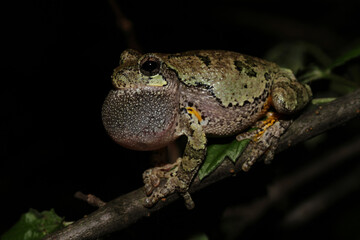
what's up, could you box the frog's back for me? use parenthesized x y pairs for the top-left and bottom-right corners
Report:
(159, 50), (279, 137)
(164, 50), (278, 108)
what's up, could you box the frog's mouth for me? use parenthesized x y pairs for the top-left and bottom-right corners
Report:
(102, 87), (179, 151)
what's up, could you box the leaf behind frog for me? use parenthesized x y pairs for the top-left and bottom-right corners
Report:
(198, 139), (250, 180)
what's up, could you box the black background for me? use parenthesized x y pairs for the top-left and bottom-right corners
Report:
(2, 0), (360, 239)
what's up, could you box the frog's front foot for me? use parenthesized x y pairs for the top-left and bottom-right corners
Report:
(143, 158), (195, 209)
(237, 113), (292, 171)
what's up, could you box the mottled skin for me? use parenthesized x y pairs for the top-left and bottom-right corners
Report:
(102, 49), (312, 209)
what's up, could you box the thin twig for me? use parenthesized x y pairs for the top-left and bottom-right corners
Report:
(108, 0), (141, 51)
(74, 192), (106, 208)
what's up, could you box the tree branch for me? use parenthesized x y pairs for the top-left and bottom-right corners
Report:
(44, 89), (360, 240)
(221, 135), (360, 237)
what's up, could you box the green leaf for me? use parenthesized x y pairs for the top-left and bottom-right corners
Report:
(297, 66), (326, 83)
(1, 209), (64, 240)
(198, 139), (250, 180)
(328, 44), (360, 70)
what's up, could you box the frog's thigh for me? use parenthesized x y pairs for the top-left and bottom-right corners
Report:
(271, 69), (311, 114)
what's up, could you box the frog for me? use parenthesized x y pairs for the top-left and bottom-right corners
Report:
(102, 49), (312, 209)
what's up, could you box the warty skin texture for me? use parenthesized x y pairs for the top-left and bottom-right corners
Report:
(102, 49), (312, 208)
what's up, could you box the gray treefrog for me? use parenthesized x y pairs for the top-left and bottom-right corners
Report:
(102, 49), (312, 209)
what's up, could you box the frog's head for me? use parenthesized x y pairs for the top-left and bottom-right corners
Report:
(102, 49), (181, 151)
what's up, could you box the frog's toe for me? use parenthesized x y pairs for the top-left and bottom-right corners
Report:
(263, 143), (276, 164)
(241, 141), (267, 172)
(241, 119), (291, 171)
(181, 192), (195, 210)
(143, 162), (180, 195)
(143, 175), (178, 208)
(143, 168), (161, 195)
(236, 129), (259, 142)
(144, 194), (160, 208)
(142, 161), (182, 207)
(144, 180), (155, 196)
(144, 185), (165, 208)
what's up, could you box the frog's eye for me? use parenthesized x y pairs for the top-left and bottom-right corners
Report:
(140, 57), (161, 76)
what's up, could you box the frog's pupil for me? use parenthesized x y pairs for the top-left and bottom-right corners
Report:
(141, 60), (159, 76)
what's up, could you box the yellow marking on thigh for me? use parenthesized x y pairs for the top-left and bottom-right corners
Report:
(186, 107), (202, 122)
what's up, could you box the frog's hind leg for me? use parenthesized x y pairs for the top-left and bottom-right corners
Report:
(237, 112), (291, 171)
(236, 69), (311, 171)
(271, 68), (312, 115)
